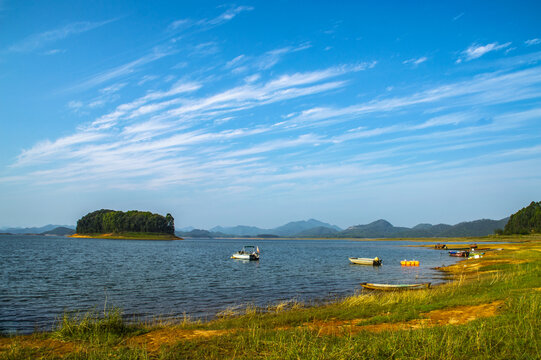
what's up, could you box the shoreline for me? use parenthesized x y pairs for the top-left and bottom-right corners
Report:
(1, 236), (539, 358)
(69, 233), (183, 240)
(186, 234), (532, 241)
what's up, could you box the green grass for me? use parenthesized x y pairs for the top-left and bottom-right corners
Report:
(51, 307), (144, 345)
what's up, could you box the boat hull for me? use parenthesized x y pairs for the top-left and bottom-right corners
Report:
(349, 257), (382, 266)
(360, 282), (431, 291)
(449, 250), (469, 257)
(231, 253), (259, 261)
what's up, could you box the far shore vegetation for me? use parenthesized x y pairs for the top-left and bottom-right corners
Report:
(72, 209), (181, 240)
(70, 232), (182, 240)
(1, 234), (540, 359)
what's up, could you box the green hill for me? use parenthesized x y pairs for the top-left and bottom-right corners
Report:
(337, 218), (508, 238)
(504, 201), (541, 234)
(41, 226), (76, 236)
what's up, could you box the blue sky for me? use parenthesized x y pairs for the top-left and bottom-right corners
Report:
(1, 1), (540, 229)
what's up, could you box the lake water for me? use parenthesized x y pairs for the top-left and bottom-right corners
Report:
(0, 235), (464, 334)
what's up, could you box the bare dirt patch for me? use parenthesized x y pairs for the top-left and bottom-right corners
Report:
(125, 328), (233, 352)
(302, 318), (366, 336)
(303, 301), (504, 336)
(438, 258), (528, 275)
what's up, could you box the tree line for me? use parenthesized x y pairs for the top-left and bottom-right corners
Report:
(76, 209), (175, 235)
(500, 201), (541, 235)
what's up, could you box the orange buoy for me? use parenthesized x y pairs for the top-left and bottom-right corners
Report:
(400, 260), (406, 266)
(414, 261), (420, 266)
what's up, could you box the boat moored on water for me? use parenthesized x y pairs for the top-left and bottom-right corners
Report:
(231, 245), (260, 260)
(360, 282), (431, 291)
(348, 257), (382, 266)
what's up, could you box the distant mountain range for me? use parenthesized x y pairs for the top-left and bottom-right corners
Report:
(0, 224), (75, 235)
(177, 217), (509, 238)
(41, 227), (76, 236)
(1, 216), (510, 239)
(206, 219), (342, 237)
(339, 218), (509, 238)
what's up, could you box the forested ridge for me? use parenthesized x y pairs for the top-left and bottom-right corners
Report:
(503, 201), (541, 234)
(76, 209), (175, 235)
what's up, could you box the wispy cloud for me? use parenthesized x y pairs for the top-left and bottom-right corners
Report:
(168, 6), (253, 32)
(15, 131), (109, 166)
(525, 38), (541, 46)
(456, 42), (511, 63)
(452, 12), (464, 21)
(8, 19), (116, 53)
(43, 49), (66, 56)
(284, 65), (541, 127)
(63, 47), (175, 93)
(225, 43), (312, 73)
(403, 56), (428, 66)
(7, 40), (541, 199)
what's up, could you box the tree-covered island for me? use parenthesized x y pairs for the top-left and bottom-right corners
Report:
(71, 209), (181, 240)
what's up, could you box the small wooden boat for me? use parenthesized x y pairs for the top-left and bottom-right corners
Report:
(231, 245), (260, 261)
(434, 243), (447, 249)
(360, 282), (431, 291)
(349, 257), (382, 266)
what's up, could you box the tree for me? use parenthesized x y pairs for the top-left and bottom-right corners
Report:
(76, 210), (176, 234)
(503, 201), (541, 235)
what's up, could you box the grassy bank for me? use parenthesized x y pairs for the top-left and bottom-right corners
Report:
(1, 237), (540, 359)
(69, 232), (182, 240)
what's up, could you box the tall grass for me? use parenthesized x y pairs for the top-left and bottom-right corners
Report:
(51, 307), (140, 344)
(156, 292), (540, 359)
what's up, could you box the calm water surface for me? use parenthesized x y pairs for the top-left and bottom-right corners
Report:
(1, 235), (463, 333)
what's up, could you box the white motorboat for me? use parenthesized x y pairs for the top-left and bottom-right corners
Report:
(231, 245), (260, 260)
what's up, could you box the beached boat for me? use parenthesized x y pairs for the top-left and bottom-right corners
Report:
(231, 245), (260, 260)
(449, 250), (469, 257)
(360, 282), (431, 291)
(434, 243), (447, 249)
(349, 257), (382, 266)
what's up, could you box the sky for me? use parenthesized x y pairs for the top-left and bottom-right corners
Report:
(1, 1), (540, 229)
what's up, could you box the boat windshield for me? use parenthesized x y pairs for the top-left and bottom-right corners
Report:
(242, 246), (255, 252)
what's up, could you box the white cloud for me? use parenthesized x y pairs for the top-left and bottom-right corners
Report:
(283, 65), (541, 127)
(453, 13), (464, 21)
(15, 131), (108, 166)
(206, 6), (254, 26)
(67, 100), (83, 110)
(43, 49), (66, 55)
(100, 82), (126, 94)
(227, 44), (312, 73)
(168, 6), (253, 33)
(457, 42), (511, 63)
(225, 54), (245, 68)
(137, 75), (159, 86)
(8, 19), (116, 53)
(64, 47), (175, 93)
(403, 56), (428, 66)
(525, 38), (541, 46)
(91, 80), (201, 127)
(244, 74), (260, 83)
